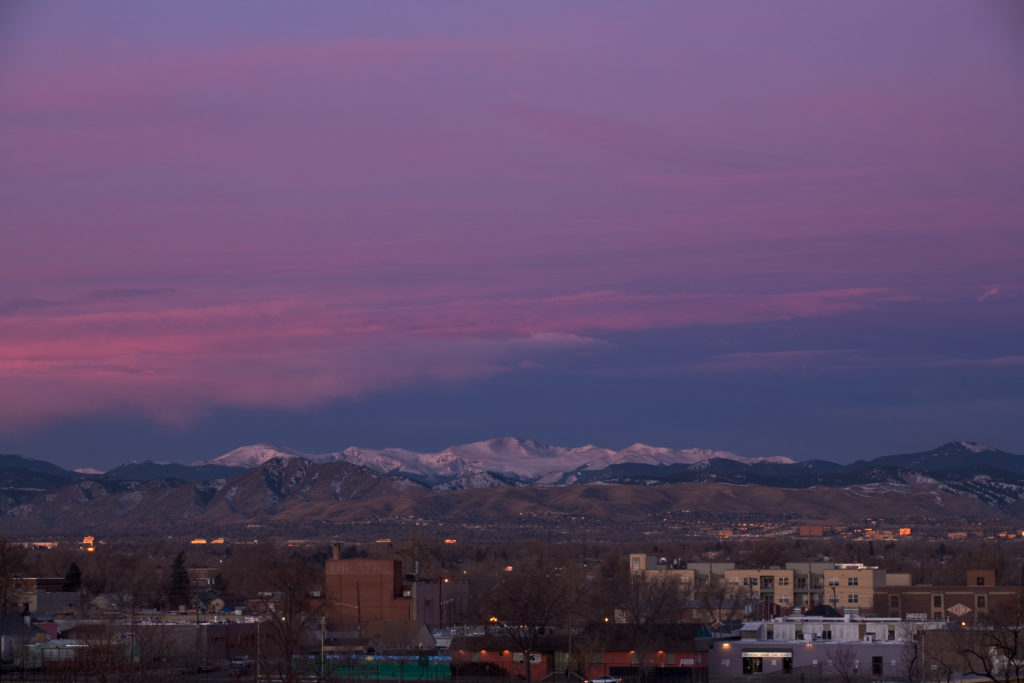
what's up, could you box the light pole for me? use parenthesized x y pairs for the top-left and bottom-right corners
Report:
(439, 577), (450, 629)
(321, 616), (326, 680)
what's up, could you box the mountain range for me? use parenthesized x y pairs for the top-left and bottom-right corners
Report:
(199, 437), (791, 488)
(2, 439), (1023, 538)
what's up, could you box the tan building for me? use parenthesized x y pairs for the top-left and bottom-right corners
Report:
(630, 555), (902, 615)
(628, 554), (697, 590)
(722, 569), (796, 609)
(630, 556), (801, 611)
(822, 564), (887, 614)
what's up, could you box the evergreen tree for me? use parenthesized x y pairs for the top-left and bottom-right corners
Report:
(62, 562), (82, 592)
(166, 550), (191, 610)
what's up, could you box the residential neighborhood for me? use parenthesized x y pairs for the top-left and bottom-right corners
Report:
(5, 539), (1024, 681)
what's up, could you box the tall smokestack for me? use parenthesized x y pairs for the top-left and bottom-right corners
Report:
(332, 543), (340, 560)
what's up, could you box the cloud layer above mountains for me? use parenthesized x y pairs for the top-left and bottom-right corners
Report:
(1, 2), (1022, 465)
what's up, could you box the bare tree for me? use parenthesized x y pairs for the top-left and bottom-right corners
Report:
(0, 538), (26, 614)
(0, 537), (27, 674)
(485, 551), (583, 683)
(69, 620), (179, 683)
(584, 553), (629, 624)
(958, 594), (1024, 683)
(617, 571), (683, 682)
(695, 577), (745, 629)
(253, 547), (325, 683)
(828, 643), (860, 683)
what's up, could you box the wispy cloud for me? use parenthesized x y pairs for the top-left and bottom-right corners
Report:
(687, 349), (871, 374)
(978, 287), (1000, 302)
(930, 356), (1024, 368)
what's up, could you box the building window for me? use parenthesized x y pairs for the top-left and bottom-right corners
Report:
(796, 577), (807, 589)
(828, 578), (839, 586)
(742, 658), (763, 674)
(978, 595), (986, 609)
(778, 577), (790, 586)
(977, 576), (985, 586)
(890, 595), (900, 608)
(848, 577), (859, 586)
(933, 595), (942, 608)
(848, 594), (859, 604)
(872, 656), (883, 675)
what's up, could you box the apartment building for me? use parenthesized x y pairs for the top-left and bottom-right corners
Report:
(630, 555), (902, 615)
(628, 554), (698, 589)
(821, 564), (889, 614)
(784, 562), (831, 609)
(629, 555), (795, 610)
(721, 569), (796, 610)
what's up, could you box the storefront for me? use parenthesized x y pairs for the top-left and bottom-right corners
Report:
(741, 650), (792, 675)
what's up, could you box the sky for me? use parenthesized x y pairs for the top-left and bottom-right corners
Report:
(1, 2), (1023, 471)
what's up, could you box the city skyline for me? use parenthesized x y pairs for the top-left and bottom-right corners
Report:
(2, 2), (1022, 470)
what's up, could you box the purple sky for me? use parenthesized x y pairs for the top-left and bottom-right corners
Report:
(2, 2), (1023, 469)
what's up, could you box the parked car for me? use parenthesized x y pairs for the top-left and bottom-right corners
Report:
(587, 677), (622, 683)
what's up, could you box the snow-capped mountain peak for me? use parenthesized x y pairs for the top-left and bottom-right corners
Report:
(196, 437), (794, 488)
(199, 443), (316, 468)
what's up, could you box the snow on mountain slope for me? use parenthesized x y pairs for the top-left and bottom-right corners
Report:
(200, 443), (320, 468)
(199, 437), (792, 486)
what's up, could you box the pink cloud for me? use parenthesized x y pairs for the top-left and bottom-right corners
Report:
(2, 2), (1019, 436)
(0, 286), (905, 429)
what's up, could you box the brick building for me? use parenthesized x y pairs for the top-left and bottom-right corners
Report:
(324, 546), (412, 630)
(874, 570), (1024, 625)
